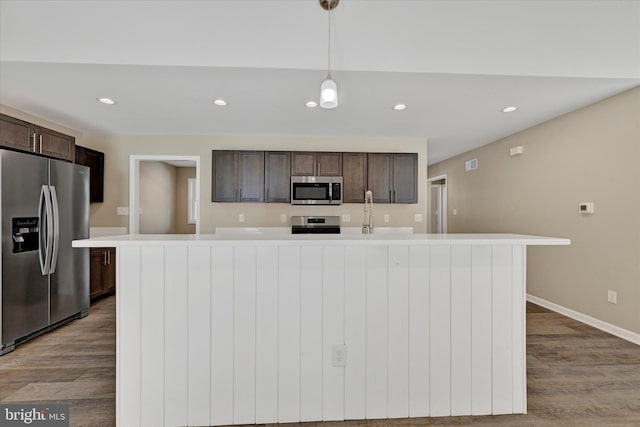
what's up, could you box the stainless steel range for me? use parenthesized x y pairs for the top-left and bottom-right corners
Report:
(291, 216), (340, 234)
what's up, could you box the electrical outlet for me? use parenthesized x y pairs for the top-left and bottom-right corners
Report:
(116, 207), (129, 215)
(452, 208), (458, 216)
(607, 290), (617, 304)
(238, 214), (245, 223)
(280, 213), (287, 223)
(384, 214), (390, 223)
(414, 213), (423, 222)
(342, 214), (351, 222)
(332, 344), (347, 367)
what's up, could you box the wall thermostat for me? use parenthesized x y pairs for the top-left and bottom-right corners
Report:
(578, 202), (594, 214)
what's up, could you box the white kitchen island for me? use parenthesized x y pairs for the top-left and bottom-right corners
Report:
(73, 233), (569, 427)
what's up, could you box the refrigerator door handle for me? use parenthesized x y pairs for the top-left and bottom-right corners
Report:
(38, 185), (54, 275)
(49, 186), (60, 274)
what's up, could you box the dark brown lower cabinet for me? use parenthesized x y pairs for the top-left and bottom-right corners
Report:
(90, 247), (115, 302)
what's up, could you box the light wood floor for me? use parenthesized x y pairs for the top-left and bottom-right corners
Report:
(2, 297), (640, 427)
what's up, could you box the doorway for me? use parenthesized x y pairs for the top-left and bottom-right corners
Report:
(427, 174), (447, 234)
(129, 155), (201, 234)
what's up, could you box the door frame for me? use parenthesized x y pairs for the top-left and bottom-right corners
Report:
(427, 174), (448, 233)
(129, 155), (201, 234)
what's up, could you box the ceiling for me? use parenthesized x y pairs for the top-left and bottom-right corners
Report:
(1, 0), (638, 165)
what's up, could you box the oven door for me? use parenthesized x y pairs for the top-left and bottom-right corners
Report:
(291, 182), (331, 205)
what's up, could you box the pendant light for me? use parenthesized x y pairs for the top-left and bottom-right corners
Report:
(320, 0), (339, 109)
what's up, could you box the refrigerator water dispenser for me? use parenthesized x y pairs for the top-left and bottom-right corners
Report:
(12, 217), (39, 253)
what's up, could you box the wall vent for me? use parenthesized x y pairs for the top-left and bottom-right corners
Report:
(465, 158), (478, 171)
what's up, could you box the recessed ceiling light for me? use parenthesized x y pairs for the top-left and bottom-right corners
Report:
(97, 97), (116, 105)
(393, 104), (407, 111)
(305, 101), (318, 108)
(213, 99), (227, 106)
(502, 106), (518, 113)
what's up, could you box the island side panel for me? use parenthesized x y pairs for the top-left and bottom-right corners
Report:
(470, 246), (493, 415)
(344, 246), (367, 419)
(255, 247), (279, 423)
(388, 245), (410, 418)
(492, 245), (514, 414)
(187, 247), (212, 426)
(451, 245), (472, 416)
(323, 246), (346, 421)
(278, 246), (302, 423)
(140, 246), (165, 427)
(164, 246), (188, 427)
(408, 245), (430, 417)
(118, 246), (141, 427)
(300, 246), (323, 421)
(365, 245), (389, 419)
(233, 247), (257, 424)
(429, 245), (452, 416)
(511, 245), (527, 414)
(211, 247), (234, 425)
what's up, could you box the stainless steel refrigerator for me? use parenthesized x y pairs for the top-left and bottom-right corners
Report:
(1, 149), (89, 355)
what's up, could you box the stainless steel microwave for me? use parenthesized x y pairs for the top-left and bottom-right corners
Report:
(290, 176), (342, 205)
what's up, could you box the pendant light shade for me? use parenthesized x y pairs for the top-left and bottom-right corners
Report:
(320, 76), (338, 109)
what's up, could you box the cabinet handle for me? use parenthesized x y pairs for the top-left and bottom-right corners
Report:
(317, 162), (321, 176)
(239, 188), (242, 200)
(103, 251), (107, 266)
(31, 133), (36, 152)
(107, 250), (111, 265)
(38, 135), (43, 154)
(265, 188), (269, 201)
(389, 190), (392, 202)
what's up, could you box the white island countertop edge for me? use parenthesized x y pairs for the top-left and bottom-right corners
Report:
(72, 233), (571, 247)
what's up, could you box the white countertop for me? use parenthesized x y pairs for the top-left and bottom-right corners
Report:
(73, 233), (571, 247)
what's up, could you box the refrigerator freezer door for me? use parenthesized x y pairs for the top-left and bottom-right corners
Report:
(1, 150), (50, 347)
(49, 159), (89, 324)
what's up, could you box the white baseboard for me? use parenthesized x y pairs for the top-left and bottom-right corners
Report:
(526, 294), (640, 346)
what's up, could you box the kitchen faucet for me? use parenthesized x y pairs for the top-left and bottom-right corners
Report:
(362, 190), (374, 234)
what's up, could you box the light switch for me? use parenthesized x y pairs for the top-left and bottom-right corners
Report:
(117, 207), (129, 215)
(384, 214), (390, 223)
(280, 213), (287, 223)
(239, 214), (245, 223)
(342, 214), (351, 222)
(414, 213), (423, 222)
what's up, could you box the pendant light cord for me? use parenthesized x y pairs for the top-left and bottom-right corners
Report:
(327, 2), (332, 79)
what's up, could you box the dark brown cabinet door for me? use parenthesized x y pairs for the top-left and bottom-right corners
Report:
(90, 247), (116, 302)
(317, 152), (342, 176)
(291, 152), (316, 176)
(75, 145), (104, 203)
(343, 152), (367, 203)
(103, 248), (116, 294)
(238, 151), (265, 202)
(367, 153), (393, 203)
(212, 151), (237, 202)
(212, 150), (265, 202)
(265, 151), (290, 202)
(37, 126), (75, 162)
(89, 248), (104, 299)
(0, 114), (35, 152)
(393, 153), (418, 203)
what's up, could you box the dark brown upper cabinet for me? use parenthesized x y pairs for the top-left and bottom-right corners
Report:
(0, 113), (75, 162)
(75, 145), (105, 203)
(265, 151), (291, 202)
(367, 152), (418, 204)
(212, 150), (265, 202)
(342, 152), (368, 203)
(393, 153), (418, 203)
(291, 151), (342, 176)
